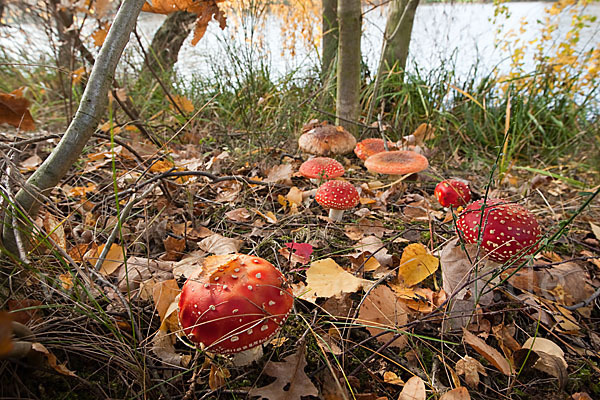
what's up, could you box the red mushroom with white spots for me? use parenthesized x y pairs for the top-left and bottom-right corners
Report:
(315, 180), (359, 222)
(434, 179), (471, 208)
(299, 157), (345, 184)
(178, 254), (293, 354)
(456, 199), (542, 264)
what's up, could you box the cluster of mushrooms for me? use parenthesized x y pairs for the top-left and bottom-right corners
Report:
(176, 122), (542, 356)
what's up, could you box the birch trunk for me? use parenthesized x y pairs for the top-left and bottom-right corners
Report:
(3, 0), (146, 255)
(336, 0), (361, 134)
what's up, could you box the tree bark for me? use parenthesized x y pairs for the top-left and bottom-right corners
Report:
(336, 0), (361, 135)
(322, 0), (338, 81)
(143, 11), (196, 75)
(382, 0), (419, 73)
(3, 0), (146, 255)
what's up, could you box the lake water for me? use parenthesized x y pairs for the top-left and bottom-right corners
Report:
(3, 2), (600, 85)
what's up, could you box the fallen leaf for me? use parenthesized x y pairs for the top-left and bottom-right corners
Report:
(170, 95), (194, 113)
(516, 337), (567, 386)
(152, 279), (180, 322)
(572, 393), (594, 400)
(398, 243), (439, 286)
(456, 356), (486, 387)
(65, 183), (97, 197)
(43, 212), (67, 252)
(225, 207), (252, 222)
(0, 88), (35, 130)
(247, 344), (319, 400)
(115, 256), (173, 292)
(198, 234), (243, 255)
(462, 328), (512, 376)
(351, 236), (393, 268)
(285, 242), (313, 261)
(383, 371), (404, 385)
(439, 387), (471, 400)
(31, 343), (77, 377)
(87, 243), (125, 275)
(304, 258), (373, 299)
(265, 163), (293, 185)
(590, 222), (600, 241)
(492, 323), (521, 360)
(162, 235), (186, 261)
(358, 285), (409, 349)
(20, 154), (42, 171)
(398, 376), (426, 400)
(7, 299), (43, 325)
(209, 363), (230, 390)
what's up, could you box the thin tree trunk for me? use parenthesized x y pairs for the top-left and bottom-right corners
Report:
(336, 0), (361, 135)
(322, 0), (338, 81)
(382, 0), (419, 73)
(143, 11), (196, 75)
(3, 0), (146, 255)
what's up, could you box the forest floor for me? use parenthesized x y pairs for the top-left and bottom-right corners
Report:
(1, 115), (599, 400)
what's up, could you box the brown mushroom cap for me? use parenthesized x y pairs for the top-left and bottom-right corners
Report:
(354, 138), (397, 161)
(298, 125), (356, 156)
(364, 150), (429, 175)
(178, 254), (293, 354)
(299, 157), (345, 180)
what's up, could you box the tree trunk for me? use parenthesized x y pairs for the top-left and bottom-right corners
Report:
(3, 0), (146, 255)
(336, 0), (361, 135)
(143, 11), (196, 75)
(322, 0), (338, 81)
(382, 0), (419, 73)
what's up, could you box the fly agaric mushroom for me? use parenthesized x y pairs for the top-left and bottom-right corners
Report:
(364, 150), (429, 176)
(298, 124), (356, 156)
(299, 157), (345, 184)
(315, 180), (359, 222)
(354, 138), (397, 161)
(456, 198), (541, 264)
(178, 254), (293, 354)
(434, 179), (471, 208)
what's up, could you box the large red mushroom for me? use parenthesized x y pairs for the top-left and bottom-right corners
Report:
(178, 254), (293, 354)
(315, 180), (359, 222)
(456, 199), (541, 264)
(354, 138), (397, 161)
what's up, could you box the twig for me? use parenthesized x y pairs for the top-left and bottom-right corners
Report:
(564, 285), (600, 310)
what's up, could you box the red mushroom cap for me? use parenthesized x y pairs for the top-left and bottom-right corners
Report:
(434, 179), (472, 207)
(364, 150), (429, 175)
(178, 254), (293, 354)
(299, 157), (345, 180)
(456, 199), (541, 264)
(315, 180), (360, 211)
(298, 124), (356, 156)
(354, 138), (397, 161)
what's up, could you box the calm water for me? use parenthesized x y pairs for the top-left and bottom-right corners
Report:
(3, 2), (600, 84)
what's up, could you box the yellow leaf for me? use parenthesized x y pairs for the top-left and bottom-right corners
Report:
(87, 243), (125, 275)
(170, 95), (194, 113)
(150, 159), (175, 173)
(398, 243), (439, 286)
(304, 258), (372, 299)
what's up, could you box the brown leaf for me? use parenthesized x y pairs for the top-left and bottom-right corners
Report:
(91, 22), (110, 47)
(358, 285), (409, 349)
(265, 163), (293, 185)
(198, 234), (242, 255)
(209, 363), (230, 390)
(7, 299), (43, 325)
(517, 337), (567, 386)
(247, 344), (319, 400)
(43, 212), (67, 252)
(439, 387), (471, 400)
(162, 235), (186, 261)
(462, 328), (513, 375)
(398, 376), (426, 400)
(455, 356), (486, 387)
(152, 279), (180, 322)
(19, 154), (42, 172)
(31, 343), (77, 377)
(572, 393), (594, 400)
(351, 236), (393, 268)
(0, 88), (35, 131)
(225, 207), (251, 222)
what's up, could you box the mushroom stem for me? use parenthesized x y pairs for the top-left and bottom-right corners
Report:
(328, 209), (345, 222)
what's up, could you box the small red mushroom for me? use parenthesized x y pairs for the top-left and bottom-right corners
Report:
(456, 199), (541, 264)
(315, 180), (359, 222)
(434, 179), (471, 208)
(178, 254), (293, 354)
(299, 157), (345, 184)
(354, 138), (397, 161)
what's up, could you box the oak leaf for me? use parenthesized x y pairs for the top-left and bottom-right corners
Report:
(142, 0), (226, 45)
(248, 344), (318, 400)
(0, 88), (35, 131)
